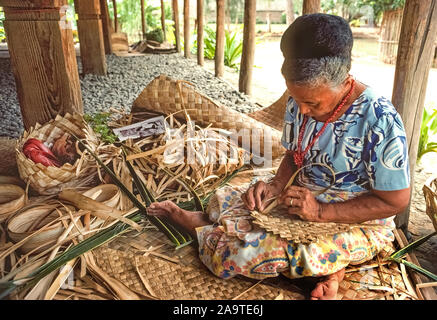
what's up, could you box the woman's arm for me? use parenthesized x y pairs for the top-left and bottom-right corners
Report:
(279, 185), (411, 223)
(320, 187), (411, 223)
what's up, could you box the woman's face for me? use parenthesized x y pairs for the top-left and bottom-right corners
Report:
(285, 78), (351, 122)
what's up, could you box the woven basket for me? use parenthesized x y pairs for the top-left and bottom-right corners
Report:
(16, 113), (99, 195)
(131, 74), (286, 160)
(248, 98), (287, 132)
(423, 175), (437, 232)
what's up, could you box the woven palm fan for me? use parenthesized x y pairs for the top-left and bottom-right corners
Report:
(16, 113), (100, 195)
(131, 74), (286, 160)
(423, 175), (437, 232)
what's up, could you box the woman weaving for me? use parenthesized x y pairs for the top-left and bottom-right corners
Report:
(147, 14), (411, 300)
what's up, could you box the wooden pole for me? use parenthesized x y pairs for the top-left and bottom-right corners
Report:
(302, 0), (320, 15)
(140, 0), (146, 39)
(75, 0), (107, 75)
(286, 0), (295, 25)
(391, 0), (437, 233)
(100, 0), (113, 54)
(0, 0), (83, 129)
(160, 0), (167, 41)
(215, 0), (225, 77)
(239, 0), (256, 95)
(112, 0), (118, 32)
(197, 0), (204, 66)
(184, 0), (190, 58)
(172, 0), (181, 52)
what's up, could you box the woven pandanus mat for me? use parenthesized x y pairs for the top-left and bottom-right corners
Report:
(338, 258), (413, 300)
(250, 207), (388, 245)
(131, 74), (286, 160)
(92, 245), (305, 300)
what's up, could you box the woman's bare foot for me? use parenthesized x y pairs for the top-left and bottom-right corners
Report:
(310, 268), (345, 300)
(147, 200), (211, 236)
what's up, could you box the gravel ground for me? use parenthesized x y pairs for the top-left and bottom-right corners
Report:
(0, 53), (259, 139)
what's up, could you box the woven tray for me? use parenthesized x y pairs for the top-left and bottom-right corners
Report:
(92, 245), (304, 300)
(250, 207), (383, 244)
(131, 74), (286, 160)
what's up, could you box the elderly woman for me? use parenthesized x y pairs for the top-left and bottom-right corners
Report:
(147, 13), (411, 300)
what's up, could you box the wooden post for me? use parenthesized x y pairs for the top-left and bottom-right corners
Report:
(160, 0), (167, 41)
(239, 0), (256, 95)
(112, 0), (118, 32)
(75, 0), (107, 75)
(286, 0), (295, 25)
(0, 0), (83, 129)
(302, 0), (320, 15)
(141, 0), (147, 39)
(184, 0), (190, 58)
(391, 0), (437, 233)
(100, 0), (113, 54)
(197, 0), (204, 66)
(215, 0), (225, 77)
(172, 0), (181, 52)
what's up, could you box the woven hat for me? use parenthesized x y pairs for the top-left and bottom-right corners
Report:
(131, 74), (286, 160)
(16, 113), (100, 195)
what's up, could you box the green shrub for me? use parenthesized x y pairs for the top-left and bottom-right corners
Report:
(224, 30), (243, 70)
(417, 105), (437, 163)
(146, 28), (164, 43)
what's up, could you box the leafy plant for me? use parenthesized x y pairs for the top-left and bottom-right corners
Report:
(417, 107), (437, 163)
(387, 231), (437, 281)
(0, 7), (5, 42)
(146, 28), (164, 43)
(224, 29), (243, 71)
(84, 112), (118, 144)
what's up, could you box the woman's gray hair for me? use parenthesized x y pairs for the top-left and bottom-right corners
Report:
(280, 13), (353, 88)
(281, 56), (351, 88)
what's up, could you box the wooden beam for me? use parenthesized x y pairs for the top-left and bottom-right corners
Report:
(184, 0), (190, 58)
(197, 0), (204, 66)
(0, 0), (83, 129)
(160, 0), (167, 41)
(238, 0), (256, 95)
(75, 0), (107, 75)
(215, 0), (225, 77)
(392, 0), (437, 232)
(302, 0), (320, 15)
(100, 0), (113, 54)
(112, 0), (118, 32)
(140, 0), (146, 39)
(172, 0), (181, 52)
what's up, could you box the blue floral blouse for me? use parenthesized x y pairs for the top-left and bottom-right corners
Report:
(281, 86), (410, 203)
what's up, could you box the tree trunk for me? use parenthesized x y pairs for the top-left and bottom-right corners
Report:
(197, 0), (204, 66)
(75, 0), (107, 75)
(239, 0), (256, 95)
(172, 0), (181, 52)
(302, 0), (320, 15)
(184, 0), (190, 58)
(286, 0), (295, 25)
(215, 0), (225, 77)
(160, 0), (167, 41)
(0, 0), (83, 129)
(140, 0), (146, 39)
(112, 0), (118, 32)
(392, 0), (437, 233)
(100, 0), (113, 54)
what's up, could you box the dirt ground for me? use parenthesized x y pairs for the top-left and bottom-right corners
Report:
(198, 27), (437, 283)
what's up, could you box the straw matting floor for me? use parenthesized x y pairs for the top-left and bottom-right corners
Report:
(92, 227), (416, 300)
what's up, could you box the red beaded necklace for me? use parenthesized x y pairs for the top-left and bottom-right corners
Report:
(293, 79), (356, 168)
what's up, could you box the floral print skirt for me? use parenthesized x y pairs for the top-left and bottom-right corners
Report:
(195, 185), (395, 280)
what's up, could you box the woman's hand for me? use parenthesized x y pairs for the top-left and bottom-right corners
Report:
(278, 186), (324, 222)
(241, 181), (282, 212)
